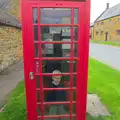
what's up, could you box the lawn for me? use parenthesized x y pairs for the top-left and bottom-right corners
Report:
(88, 58), (120, 120)
(91, 40), (120, 47)
(0, 58), (120, 120)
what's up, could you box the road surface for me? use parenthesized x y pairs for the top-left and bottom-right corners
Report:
(90, 43), (120, 71)
(0, 0), (9, 8)
(0, 61), (24, 106)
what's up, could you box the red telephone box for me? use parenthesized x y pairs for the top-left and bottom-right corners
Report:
(21, 0), (90, 120)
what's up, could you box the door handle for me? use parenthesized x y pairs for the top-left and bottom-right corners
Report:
(29, 72), (34, 80)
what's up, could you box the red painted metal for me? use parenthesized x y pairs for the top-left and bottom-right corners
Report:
(38, 114), (76, 118)
(34, 41), (78, 44)
(35, 72), (77, 76)
(21, 0), (90, 120)
(81, 1), (91, 120)
(35, 24), (79, 26)
(37, 6), (45, 120)
(37, 101), (76, 105)
(36, 87), (76, 91)
(21, 1), (37, 120)
(34, 57), (78, 60)
(29, 1), (84, 7)
(28, 0), (85, 1)
(69, 8), (74, 120)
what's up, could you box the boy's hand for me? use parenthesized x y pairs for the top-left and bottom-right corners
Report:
(64, 81), (70, 87)
(45, 104), (50, 111)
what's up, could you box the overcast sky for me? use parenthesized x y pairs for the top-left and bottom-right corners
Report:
(91, 0), (120, 22)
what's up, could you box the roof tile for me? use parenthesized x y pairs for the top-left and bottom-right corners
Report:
(96, 3), (120, 22)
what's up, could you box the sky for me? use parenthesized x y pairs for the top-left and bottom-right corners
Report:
(91, 0), (120, 22)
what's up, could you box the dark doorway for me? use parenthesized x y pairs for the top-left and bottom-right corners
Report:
(53, 33), (62, 57)
(105, 32), (108, 41)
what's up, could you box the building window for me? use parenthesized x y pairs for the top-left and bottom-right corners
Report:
(100, 31), (104, 35)
(116, 30), (120, 36)
(97, 23), (99, 26)
(96, 31), (99, 36)
(118, 18), (120, 23)
(101, 22), (104, 25)
(109, 19), (112, 24)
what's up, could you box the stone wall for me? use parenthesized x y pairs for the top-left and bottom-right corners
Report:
(0, 25), (22, 73)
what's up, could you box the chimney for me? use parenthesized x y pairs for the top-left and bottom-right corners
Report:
(106, 3), (110, 9)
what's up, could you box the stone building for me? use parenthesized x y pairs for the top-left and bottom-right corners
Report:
(0, 10), (22, 73)
(94, 3), (120, 41)
(90, 22), (94, 40)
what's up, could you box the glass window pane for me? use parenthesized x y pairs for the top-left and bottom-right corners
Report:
(73, 103), (76, 114)
(44, 104), (70, 116)
(44, 89), (70, 102)
(74, 8), (78, 24)
(73, 91), (76, 101)
(33, 8), (38, 24)
(37, 105), (41, 116)
(74, 43), (78, 57)
(42, 60), (77, 73)
(34, 44), (39, 57)
(42, 60), (70, 73)
(40, 26), (71, 41)
(74, 27), (78, 41)
(42, 75), (76, 88)
(41, 44), (71, 57)
(73, 61), (77, 72)
(40, 26), (78, 57)
(40, 8), (71, 24)
(73, 75), (76, 87)
(36, 76), (40, 88)
(56, 75), (76, 87)
(41, 44), (54, 56)
(41, 60), (77, 73)
(72, 116), (76, 120)
(36, 91), (41, 102)
(41, 43), (78, 57)
(34, 26), (38, 41)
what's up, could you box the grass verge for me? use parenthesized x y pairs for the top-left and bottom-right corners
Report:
(91, 40), (120, 47)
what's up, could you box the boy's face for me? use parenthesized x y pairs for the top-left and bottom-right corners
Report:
(52, 70), (62, 85)
(52, 76), (61, 85)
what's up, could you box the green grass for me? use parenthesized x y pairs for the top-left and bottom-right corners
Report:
(88, 58), (120, 120)
(0, 58), (120, 120)
(0, 82), (26, 120)
(91, 40), (120, 47)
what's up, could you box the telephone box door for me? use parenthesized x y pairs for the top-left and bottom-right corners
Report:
(21, 1), (90, 120)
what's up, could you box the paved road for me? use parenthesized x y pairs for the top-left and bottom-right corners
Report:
(0, 61), (24, 107)
(0, 0), (9, 8)
(90, 43), (120, 71)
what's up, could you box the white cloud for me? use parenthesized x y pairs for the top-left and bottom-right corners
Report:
(91, 0), (120, 22)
